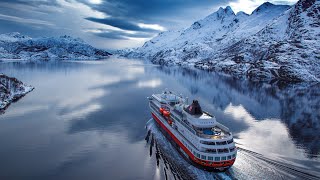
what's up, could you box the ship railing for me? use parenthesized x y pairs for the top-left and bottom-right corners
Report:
(171, 112), (197, 135)
(216, 122), (230, 132)
(162, 90), (188, 103)
(202, 111), (215, 118)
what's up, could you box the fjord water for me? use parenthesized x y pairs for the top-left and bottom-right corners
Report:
(0, 58), (319, 180)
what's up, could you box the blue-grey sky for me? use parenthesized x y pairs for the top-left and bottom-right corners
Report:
(0, 0), (298, 49)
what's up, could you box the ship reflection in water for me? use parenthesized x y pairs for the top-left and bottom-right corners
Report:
(0, 58), (319, 180)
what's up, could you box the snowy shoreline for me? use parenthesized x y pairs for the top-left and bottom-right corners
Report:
(0, 74), (34, 112)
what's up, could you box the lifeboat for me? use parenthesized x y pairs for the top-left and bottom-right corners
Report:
(163, 110), (170, 117)
(159, 107), (164, 114)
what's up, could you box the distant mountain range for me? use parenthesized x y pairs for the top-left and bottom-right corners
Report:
(122, 0), (320, 82)
(0, 32), (112, 60)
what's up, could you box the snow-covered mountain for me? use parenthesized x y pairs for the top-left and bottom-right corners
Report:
(124, 0), (320, 82)
(0, 74), (34, 112)
(0, 32), (112, 60)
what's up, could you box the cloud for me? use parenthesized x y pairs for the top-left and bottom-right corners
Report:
(137, 79), (162, 88)
(57, 0), (107, 19)
(85, 17), (164, 32)
(88, 0), (103, 4)
(137, 23), (166, 31)
(85, 0), (234, 27)
(0, 13), (54, 26)
(0, 0), (61, 7)
(84, 28), (155, 40)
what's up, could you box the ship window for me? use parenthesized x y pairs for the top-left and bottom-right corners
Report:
(227, 139), (233, 144)
(215, 157), (220, 161)
(218, 149), (224, 153)
(229, 147), (235, 152)
(228, 155), (232, 160)
(216, 141), (227, 145)
(221, 156), (227, 161)
(206, 149), (216, 153)
(200, 141), (215, 145)
(208, 156), (213, 161)
(196, 153), (200, 158)
(232, 154), (236, 158)
(201, 155), (206, 160)
(223, 148), (229, 153)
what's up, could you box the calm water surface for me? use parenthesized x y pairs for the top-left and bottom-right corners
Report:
(0, 57), (319, 180)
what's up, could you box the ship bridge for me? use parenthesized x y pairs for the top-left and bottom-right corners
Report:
(152, 90), (183, 106)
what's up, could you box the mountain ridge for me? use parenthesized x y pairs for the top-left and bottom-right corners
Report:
(0, 32), (112, 60)
(122, 0), (319, 82)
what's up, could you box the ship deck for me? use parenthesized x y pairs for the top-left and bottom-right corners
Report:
(195, 127), (231, 139)
(152, 93), (231, 140)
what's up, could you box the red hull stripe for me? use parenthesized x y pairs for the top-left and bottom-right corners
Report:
(152, 113), (235, 168)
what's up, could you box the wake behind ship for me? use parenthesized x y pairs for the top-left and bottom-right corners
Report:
(148, 90), (237, 171)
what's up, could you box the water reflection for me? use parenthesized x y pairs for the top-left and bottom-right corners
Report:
(0, 58), (319, 180)
(150, 66), (320, 159)
(137, 79), (162, 88)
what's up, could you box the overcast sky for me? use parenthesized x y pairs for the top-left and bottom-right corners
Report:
(0, 0), (298, 50)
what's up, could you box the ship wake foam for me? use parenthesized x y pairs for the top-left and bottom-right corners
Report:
(145, 119), (320, 180)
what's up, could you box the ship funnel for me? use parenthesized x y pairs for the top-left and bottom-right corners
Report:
(186, 100), (203, 115)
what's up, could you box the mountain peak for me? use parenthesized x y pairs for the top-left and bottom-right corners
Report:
(216, 6), (235, 17)
(252, 2), (290, 15)
(262, 2), (274, 6)
(0, 32), (31, 42)
(252, 2), (275, 14)
(225, 6), (234, 14)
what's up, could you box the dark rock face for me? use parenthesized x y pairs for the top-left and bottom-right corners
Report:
(278, 66), (303, 82)
(95, 50), (112, 56)
(217, 0), (320, 82)
(0, 74), (34, 112)
(300, 0), (316, 11)
(192, 22), (202, 30)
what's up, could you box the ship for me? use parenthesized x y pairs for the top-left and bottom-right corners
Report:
(148, 90), (237, 171)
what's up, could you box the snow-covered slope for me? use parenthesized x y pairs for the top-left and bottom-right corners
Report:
(0, 32), (112, 60)
(126, 0), (320, 82)
(0, 74), (34, 111)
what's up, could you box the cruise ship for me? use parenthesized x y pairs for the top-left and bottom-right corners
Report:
(148, 90), (237, 171)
